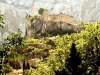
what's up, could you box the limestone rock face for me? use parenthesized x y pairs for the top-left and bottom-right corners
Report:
(25, 13), (85, 38)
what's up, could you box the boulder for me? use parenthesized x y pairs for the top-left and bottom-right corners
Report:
(27, 58), (39, 68)
(23, 58), (39, 69)
(9, 59), (21, 69)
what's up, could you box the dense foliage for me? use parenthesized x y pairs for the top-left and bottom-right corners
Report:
(0, 29), (25, 74)
(25, 22), (100, 75)
(38, 8), (45, 15)
(0, 29), (25, 59)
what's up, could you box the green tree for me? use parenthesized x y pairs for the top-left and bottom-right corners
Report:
(67, 43), (81, 75)
(1, 29), (25, 59)
(38, 8), (44, 15)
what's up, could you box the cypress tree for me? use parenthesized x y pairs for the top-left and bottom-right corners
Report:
(67, 43), (81, 75)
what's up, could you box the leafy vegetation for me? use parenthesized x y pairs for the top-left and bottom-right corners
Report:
(0, 29), (25, 59)
(38, 8), (45, 15)
(24, 21), (100, 75)
(3, 65), (13, 73)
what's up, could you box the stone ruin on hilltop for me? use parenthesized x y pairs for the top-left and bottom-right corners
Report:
(25, 9), (85, 39)
(41, 9), (75, 25)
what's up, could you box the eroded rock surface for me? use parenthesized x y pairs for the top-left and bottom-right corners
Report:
(25, 12), (85, 38)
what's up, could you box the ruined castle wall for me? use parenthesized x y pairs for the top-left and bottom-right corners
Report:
(49, 14), (75, 25)
(41, 10), (49, 21)
(41, 10), (75, 25)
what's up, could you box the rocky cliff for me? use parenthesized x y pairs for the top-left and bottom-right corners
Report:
(25, 13), (85, 38)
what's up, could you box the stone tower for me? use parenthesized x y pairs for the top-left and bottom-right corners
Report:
(41, 9), (49, 21)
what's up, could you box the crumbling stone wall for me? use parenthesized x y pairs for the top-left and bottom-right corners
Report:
(41, 9), (49, 22)
(49, 13), (74, 25)
(41, 10), (75, 25)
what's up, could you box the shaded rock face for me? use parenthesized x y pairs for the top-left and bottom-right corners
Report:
(33, 49), (49, 58)
(23, 58), (39, 70)
(9, 59), (21, 69)
(41, 21), (62, 36)
(60, 23), (85, 33)
(23, 49), (49, 60)
(13, 42), (50, 61)
(25, 14), (85, 38)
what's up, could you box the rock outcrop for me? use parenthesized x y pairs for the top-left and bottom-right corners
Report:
(27, 58), (39, 68)
(9, 59), (21, 69)
(25, 10), (85, 39)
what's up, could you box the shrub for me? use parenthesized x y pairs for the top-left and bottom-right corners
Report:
(3, 65), (13, 73)
(38, 8), (44, 15)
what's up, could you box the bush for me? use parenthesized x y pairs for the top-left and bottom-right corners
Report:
(3, 65), (13, 73)
(0, 29), (25, 59)
(38, 8), (44, 15)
